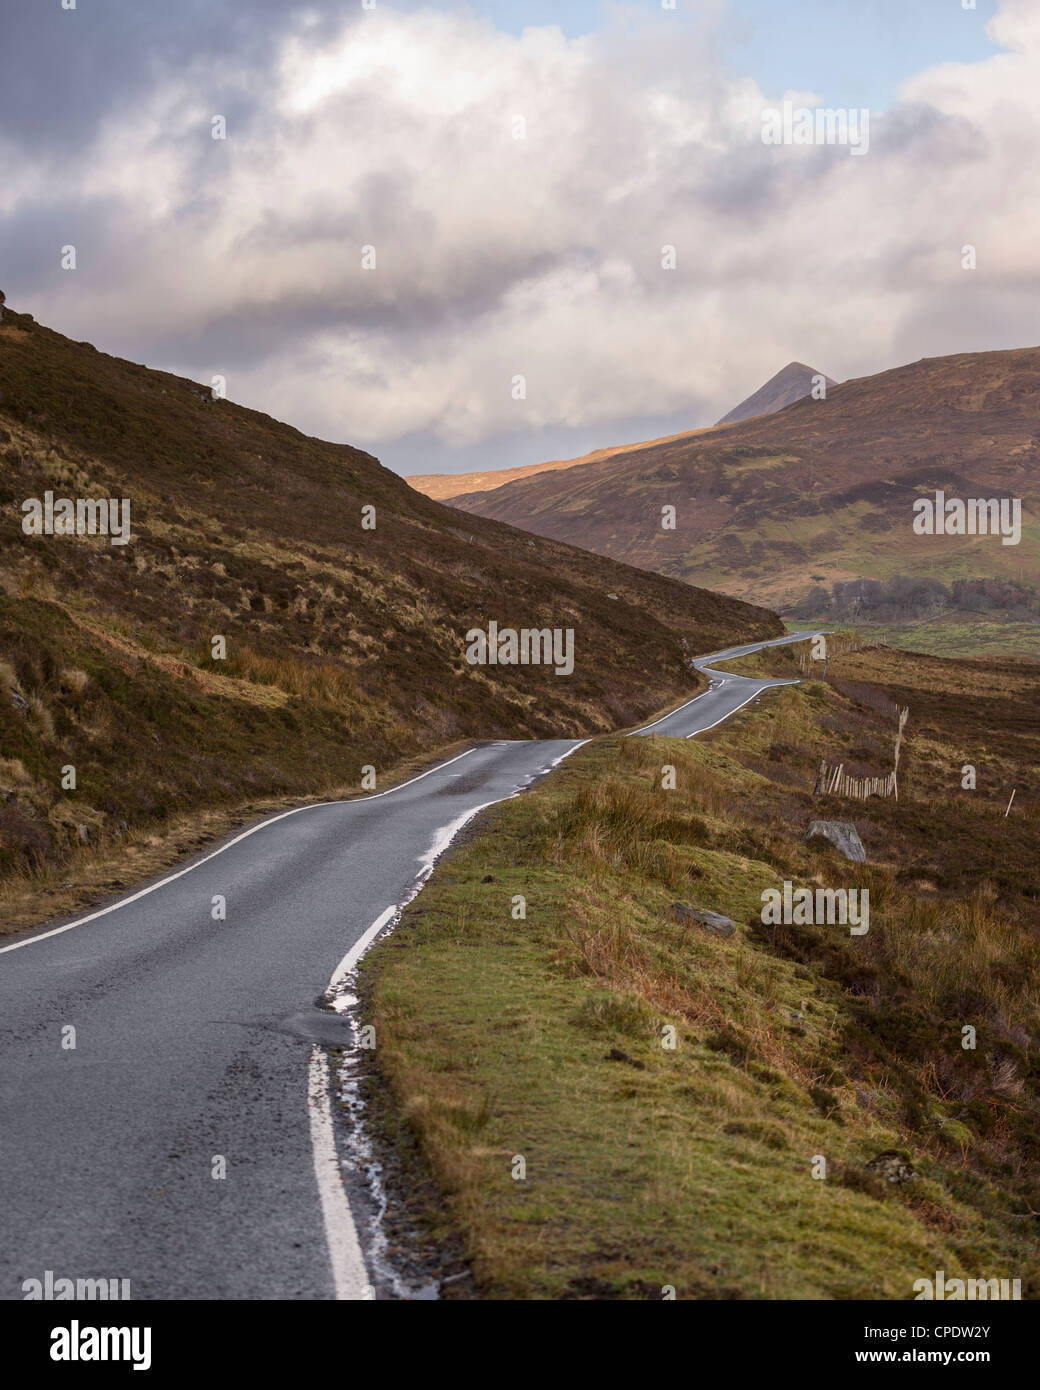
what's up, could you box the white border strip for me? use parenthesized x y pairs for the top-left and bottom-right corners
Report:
(308, 1046), (371, 1301)
(309, 736), (589, 1298)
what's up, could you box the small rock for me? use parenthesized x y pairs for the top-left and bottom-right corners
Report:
(669, 901), (736, 938)
(9, 689), (29, 714)
(804, 820), (866, 863)
(605, 1047), (646, 1070)
(865, 1150), (915, 1184)
(481, 874), (495, 883)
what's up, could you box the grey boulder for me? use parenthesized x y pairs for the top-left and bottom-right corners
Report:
(804, 820), (866, 863)
(670, 902), (736, 938)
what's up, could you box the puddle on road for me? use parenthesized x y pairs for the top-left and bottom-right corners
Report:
(278, 1009), (356, 1047)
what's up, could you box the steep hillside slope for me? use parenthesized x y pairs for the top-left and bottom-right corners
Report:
(448, 348), (1040, 622)
(0, 302), (780, 891)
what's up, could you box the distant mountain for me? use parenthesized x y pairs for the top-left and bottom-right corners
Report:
(407, 365), (834, 507)
(0, 300), (781, 881)
(715, 361), (837, 426)
(444, 347), (1040, 623)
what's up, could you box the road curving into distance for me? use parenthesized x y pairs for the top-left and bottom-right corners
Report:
(0, 629), (824, 1301)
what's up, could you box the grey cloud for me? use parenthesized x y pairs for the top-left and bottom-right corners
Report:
(0, 0), (340, 154)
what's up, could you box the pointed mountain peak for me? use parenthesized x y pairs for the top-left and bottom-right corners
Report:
(716, 362), (837, 426)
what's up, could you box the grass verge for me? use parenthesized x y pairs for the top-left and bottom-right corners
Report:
(359, 651), (1040, 1299)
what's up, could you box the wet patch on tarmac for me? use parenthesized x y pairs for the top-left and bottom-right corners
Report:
(274, 1009), (357, 1046)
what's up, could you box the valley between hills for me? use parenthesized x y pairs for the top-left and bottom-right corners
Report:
(0, 301), (777, 925)
(3, 306), (1038, 1304)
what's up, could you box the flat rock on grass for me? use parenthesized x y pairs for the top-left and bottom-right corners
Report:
(670, 902), (736, 938)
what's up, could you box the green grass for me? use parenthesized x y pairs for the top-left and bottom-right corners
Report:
(359, 657), (1040, 1299)
(840, 621), (1040, 661)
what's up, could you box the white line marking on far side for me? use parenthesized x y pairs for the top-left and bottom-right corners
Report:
(684, 679), (801, 737)
(0, 747), (477, 956)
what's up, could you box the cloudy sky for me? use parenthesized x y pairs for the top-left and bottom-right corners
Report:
(1, 0), (1035, 477)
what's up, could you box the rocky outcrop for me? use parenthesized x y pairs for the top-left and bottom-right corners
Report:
(865, 1151), (915, 1185)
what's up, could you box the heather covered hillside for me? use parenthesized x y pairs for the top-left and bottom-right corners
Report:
(443, 348), (1040, 650)
(0, 303), (780, 901)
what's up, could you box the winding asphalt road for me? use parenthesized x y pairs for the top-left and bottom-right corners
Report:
(0, 630), (818, 1301)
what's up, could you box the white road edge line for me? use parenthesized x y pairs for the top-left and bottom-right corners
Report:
(0, 747), (479, 955)
(628, 685), (712, 735)
(308, 1045), (371, 1301)
(309, 738), (589, 1299)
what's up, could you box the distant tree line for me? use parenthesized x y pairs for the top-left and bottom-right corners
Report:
(792, 575), (1040, 623)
